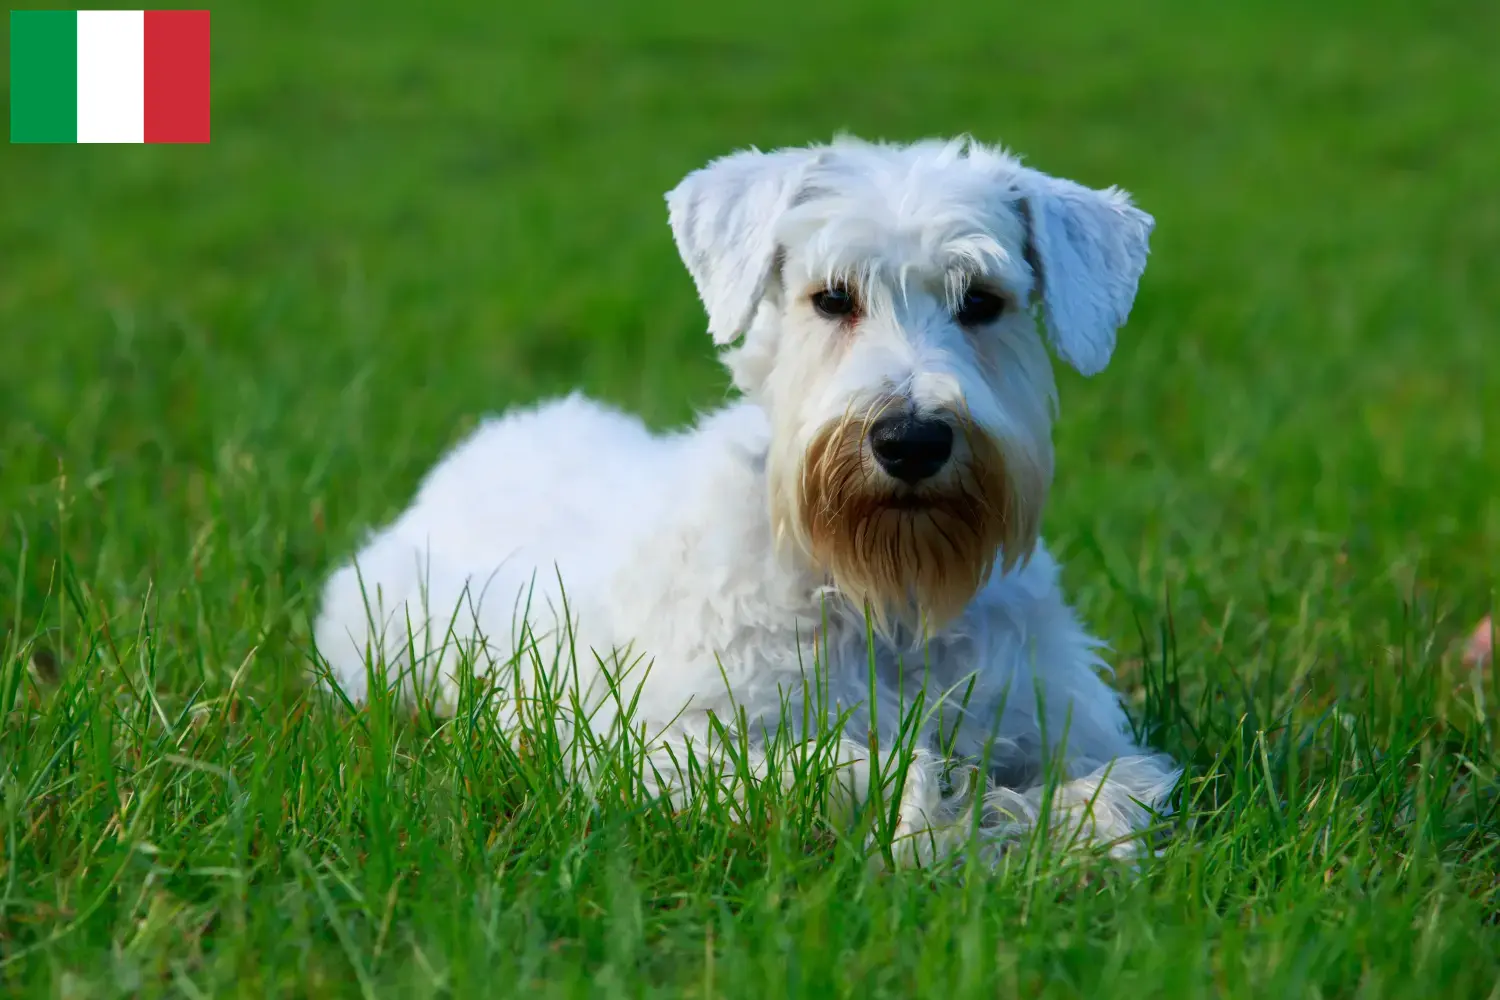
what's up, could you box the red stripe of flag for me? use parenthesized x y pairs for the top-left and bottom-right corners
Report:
(144, 10), (211, 144)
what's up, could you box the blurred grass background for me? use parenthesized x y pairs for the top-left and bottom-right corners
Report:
(2, 0), (1499, 994)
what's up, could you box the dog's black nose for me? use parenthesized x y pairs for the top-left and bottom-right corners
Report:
(869, 415), (954, 483)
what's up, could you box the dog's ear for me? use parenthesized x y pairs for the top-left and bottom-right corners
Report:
(1020, 172), (1154, 376)
(667, 148), (816, 345)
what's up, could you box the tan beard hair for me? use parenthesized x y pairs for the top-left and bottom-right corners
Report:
(792, 407), (1045, 633)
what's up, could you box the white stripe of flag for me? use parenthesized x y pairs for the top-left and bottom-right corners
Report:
(76, 10), (146, 143)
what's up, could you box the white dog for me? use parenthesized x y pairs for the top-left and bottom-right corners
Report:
(314, 135), (1180, 865)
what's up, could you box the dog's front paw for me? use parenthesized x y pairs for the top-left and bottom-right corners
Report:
(867, 760), (982, 870)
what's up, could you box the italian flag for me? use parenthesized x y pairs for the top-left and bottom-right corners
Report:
(10, 10), (210, 143)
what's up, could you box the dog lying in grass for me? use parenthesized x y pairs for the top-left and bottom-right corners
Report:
(314, 135), (1180, 866)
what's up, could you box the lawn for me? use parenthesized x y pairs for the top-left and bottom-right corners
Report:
(3, 0), (1499, 995)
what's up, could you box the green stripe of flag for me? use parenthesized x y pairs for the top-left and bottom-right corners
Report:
(10, 11), (79, 143)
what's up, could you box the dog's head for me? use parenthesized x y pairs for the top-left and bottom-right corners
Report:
(667, 136), (1153, 629)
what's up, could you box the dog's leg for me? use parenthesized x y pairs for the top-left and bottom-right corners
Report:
(955, 605), (1183, 861)
(813, 739), (977, 868)
(636, 730), (975, 868)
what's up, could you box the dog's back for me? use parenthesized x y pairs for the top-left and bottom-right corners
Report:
(313, 392), (676, 701)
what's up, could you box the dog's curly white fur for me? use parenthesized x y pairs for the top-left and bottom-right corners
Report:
(314, 135), (1180, 865)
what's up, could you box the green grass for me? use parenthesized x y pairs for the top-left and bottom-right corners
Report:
(4, 0), (1500, 994)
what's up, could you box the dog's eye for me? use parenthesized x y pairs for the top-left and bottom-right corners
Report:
(955, 288), (1006, 327)
(811, 286), (857, 320)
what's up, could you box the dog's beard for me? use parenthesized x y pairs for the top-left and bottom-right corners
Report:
(785, 413), (1045, 632)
